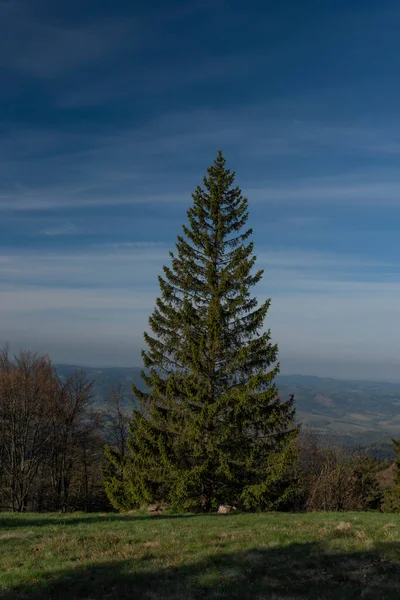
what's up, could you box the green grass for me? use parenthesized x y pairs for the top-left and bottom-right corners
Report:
(0, 511), (400, 599)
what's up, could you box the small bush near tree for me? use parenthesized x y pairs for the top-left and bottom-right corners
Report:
(382, 439), (400, 512)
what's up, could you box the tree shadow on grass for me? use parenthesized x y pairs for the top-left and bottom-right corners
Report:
(1, 539), (400, 600)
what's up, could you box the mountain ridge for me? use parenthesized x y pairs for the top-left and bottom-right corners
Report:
(54, 365), (400, 443)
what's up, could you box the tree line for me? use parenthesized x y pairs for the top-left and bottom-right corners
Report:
(1, 152), (400, 513)
(0, 356), (395, 513)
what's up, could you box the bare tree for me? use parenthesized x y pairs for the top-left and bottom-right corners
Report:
(0, 348), (58, 511)
(47, 370), (95, 511)
(0, 346), (106, 512)
(296, 428), (382, 512)
(102, 383), (130, 457)
(101, 384), (132, 507)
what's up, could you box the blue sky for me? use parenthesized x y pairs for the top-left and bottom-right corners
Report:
(2, 0), (400, 380)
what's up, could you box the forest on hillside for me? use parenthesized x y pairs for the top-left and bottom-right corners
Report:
(54, 364), (400, 447)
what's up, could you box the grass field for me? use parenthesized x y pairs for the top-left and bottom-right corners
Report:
(1, 511), (400, 599)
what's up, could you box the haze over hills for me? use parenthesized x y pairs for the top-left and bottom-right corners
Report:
(55, 365), (400, 444)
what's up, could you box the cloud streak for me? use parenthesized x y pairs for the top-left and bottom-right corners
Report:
(3, 108), (400, 212)
(248, 172), (400, 206)
(1, 245), (400, 376)
(0, 1), (138, 78)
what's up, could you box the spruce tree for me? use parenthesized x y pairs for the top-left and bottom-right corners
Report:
(106, 152), (299, 512)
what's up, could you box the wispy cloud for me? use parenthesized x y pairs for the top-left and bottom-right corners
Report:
(3, 108), (400, 212)
(1, 223), (398, 379)
(0, 247), (167, 288)
(247, 169), (400, 206)
(42, 223), (78, 236)
(258, 249), (396, 269)
(0, 286), (154, 312)
(102, 242), (167, 249)
(2, 246), (396, 290)
(0, 1), (138, 78)
(2, 245), (400, 373)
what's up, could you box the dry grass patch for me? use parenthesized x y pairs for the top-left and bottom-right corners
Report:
(356, 529), (366, 539)
(219, 531), (234, 539)
(0, 531), (35, 540)
(335, 521), (352, 531)
(144, 541), (161, 549)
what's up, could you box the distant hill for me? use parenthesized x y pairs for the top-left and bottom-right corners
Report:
(275, 374), (400, 443)
(55, 364), (144, 409)
(55, 365), (400, 444)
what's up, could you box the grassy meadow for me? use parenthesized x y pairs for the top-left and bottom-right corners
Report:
(0, 511), (400, 599)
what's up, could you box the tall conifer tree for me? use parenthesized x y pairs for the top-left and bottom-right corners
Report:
(105, 152), (299, 511)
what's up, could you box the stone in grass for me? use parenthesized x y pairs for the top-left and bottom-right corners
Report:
(217, 505), (237, 514)
(147, 503), (169, 514)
